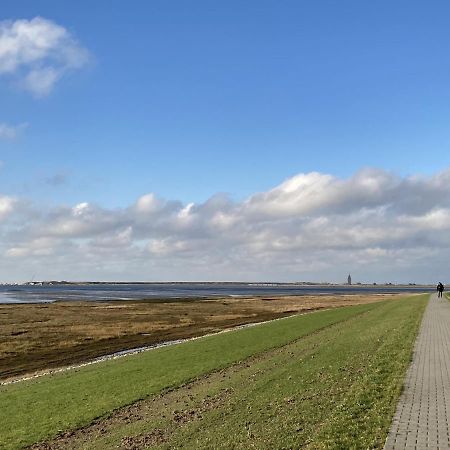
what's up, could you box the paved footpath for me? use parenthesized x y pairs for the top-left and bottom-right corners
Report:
(385, 293), (450, 449)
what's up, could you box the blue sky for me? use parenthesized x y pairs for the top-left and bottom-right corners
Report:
(1, 1), (450, 282)
(2, 1), (450, 206)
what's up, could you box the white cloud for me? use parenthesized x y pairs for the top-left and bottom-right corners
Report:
(0, 195), (16, 220)
(0, 17), (89, 96)
(0, 122), (27, 140)
(3, 167), (450, 282)
(72, 202), (89, 216)
(23, 66), (60, 97)
(135, 193), (162, 214)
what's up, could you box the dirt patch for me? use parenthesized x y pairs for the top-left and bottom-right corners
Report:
(120, 428), (168, 449)
(1, 293), (403, 381)
(28, 371), (240, 450)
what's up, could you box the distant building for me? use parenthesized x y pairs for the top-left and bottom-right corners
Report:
(347, 274), (352, 285)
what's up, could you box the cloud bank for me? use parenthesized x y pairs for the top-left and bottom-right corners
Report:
(0, 17), (89, 96)
(1, 168), (450, 283)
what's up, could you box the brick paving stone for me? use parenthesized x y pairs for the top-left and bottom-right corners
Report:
(384, 293), (450, 450)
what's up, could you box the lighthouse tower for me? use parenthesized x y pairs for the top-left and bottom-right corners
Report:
(347, 274), (352, 285)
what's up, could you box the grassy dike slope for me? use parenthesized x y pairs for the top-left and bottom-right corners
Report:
(1, 295), (427, 449)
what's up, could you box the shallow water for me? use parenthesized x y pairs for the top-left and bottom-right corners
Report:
(0, 283), (431, 304)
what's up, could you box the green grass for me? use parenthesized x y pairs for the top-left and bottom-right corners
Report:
(0, 295), (428, 449)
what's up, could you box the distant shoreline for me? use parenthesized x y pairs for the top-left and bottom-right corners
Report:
(14, 281), (433, 287)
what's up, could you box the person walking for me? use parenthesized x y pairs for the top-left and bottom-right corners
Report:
(437, 282), (444, 298)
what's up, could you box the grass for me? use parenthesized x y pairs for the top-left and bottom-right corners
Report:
(0, 295), (427, 449)
(0, 293), (392, 379)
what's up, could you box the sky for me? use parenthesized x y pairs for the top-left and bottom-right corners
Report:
(1, 1), (450, 283)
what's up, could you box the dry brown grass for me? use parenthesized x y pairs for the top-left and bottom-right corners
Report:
(0, 293), (402, 380)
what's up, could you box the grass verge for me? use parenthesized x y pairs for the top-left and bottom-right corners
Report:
(1, 295), (427, 449)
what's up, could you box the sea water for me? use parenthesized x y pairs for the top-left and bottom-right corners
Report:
(0, 283), (431, 304)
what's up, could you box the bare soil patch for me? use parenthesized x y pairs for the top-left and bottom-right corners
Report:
(1, 293), (400, 381)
